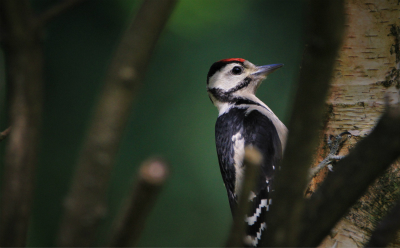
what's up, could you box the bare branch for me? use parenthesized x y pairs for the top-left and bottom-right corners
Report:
(56, 0), (177, 246)
(0, 127), (11, 142)
(301, 105), (400, 247)
(226, 147), (262, 247)
(308, 132), (350, 180)
(108, 158), (169, 247)
(261, 0), (345, 246)
(365, 198), (400, 247)
(0, 0), (44, 246)
(37, 0), (89, 25)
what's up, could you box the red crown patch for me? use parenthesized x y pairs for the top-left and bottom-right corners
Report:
(218, 58), (246, 63)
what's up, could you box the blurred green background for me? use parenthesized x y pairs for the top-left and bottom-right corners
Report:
(0, 0), (304, 246)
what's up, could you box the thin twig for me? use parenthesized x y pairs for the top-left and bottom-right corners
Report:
(226, 147), (262, 247)
(300, 105), (400, 247)
(37, 0), (89, 25)
(0, 127), (11, 142)
(260, 0), (345, 246)
(365, 199), (400, 247)
(56, 0), (177, 246)
(308, 132), (350, 180)
(108, 158), (169, 247)
(0, 0), (44, 246)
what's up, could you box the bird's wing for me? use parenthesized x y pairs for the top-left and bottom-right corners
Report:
(215, 108), (242, 214)
(215, 107), (284, 246)
(242, 108), (283, 246)
(243, 108), (283, 178)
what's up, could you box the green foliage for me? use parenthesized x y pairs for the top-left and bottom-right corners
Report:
(168, 0), (249, 38)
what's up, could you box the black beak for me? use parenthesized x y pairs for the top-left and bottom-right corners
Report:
(252, 64), (284, 76)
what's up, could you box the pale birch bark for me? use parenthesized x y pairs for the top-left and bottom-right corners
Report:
(309, 0), (400, 247)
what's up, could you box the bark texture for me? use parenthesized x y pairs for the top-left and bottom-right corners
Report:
(310, 0), (400, 247)
(261, 0), (346, 246)
(0, 0), (43, 246)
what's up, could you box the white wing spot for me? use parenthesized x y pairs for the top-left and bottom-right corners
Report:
(246, 199), (268, 225)
(244, 222), (267, 247)
(256, 222), (267, 240)
(232, 132), (245, 196)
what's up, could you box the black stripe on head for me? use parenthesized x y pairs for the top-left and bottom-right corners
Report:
(228, 77), (251, 92)
(208, 76), (251, 101)
(208, 76), (250, 101)
(208, 86), (264, 109)
(235, 98), (264, 108)
(207, 59), (245, 85)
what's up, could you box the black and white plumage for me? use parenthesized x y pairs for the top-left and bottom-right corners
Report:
(207, 58), (288, 246)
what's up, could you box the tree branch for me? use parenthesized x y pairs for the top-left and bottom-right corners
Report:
(0, 127), (11, 142)
(226, 147), (262, 247)
(300, 105), (400, 247)
(365, 198), (400, 247)
(56, 0), (177, 246)
(308, 132), (349, 180)
(108, 158), (169, 247)
(261, 0), (345, 246)
(37, 0), (89, 25)
(0, 0), (44, 246)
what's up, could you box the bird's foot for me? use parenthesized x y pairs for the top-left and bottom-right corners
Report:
(308, 131), (351, 180)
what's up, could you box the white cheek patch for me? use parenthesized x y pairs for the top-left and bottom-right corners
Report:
(208, 64), (249, 91)
(208, 73), (239, 90)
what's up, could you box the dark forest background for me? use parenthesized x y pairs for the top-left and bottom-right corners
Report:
(0, 0), (304, 246)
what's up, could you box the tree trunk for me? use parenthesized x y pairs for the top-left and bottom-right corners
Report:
(309, 0), (400, 247)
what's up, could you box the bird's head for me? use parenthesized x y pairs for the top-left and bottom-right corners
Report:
(206, 58), (283, 108)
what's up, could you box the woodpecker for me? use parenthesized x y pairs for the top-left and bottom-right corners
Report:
(207, 58), (288, 246)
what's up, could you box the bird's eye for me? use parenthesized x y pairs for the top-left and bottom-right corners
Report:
(231, 66), (243, 75)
